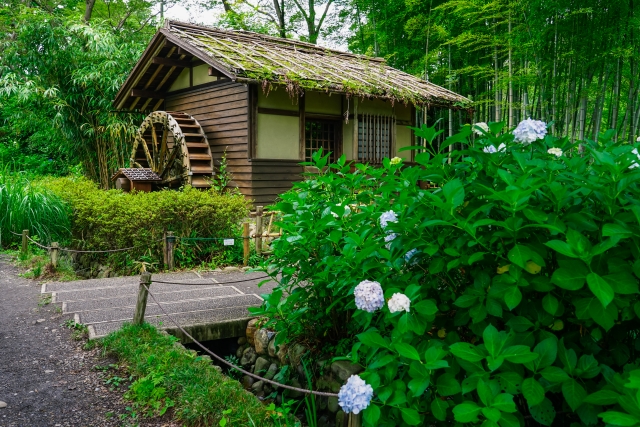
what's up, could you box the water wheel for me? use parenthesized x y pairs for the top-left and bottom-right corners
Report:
(129, 111), (213, 188)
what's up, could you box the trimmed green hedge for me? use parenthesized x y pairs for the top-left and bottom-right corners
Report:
(102, 323), (280, 426)
(38, 177), (250, 272)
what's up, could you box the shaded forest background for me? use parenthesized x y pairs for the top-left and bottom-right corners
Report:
(0, 0), (638, 184)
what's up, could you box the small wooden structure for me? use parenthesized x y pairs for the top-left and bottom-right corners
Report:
(111, 168), (162, 192)
(113, 21), (470, 204)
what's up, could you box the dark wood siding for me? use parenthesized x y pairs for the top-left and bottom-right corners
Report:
(166, 81), (252, 197)
(235, 159), (303, 206)
(166, 82), (303, 207)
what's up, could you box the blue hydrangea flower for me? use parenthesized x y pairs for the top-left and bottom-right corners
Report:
(354, 280), (384, 312)
(404, 248), (419, 264)
(483, 143), (505, 153)
(338, 375), (373, 414)
(379, 211), (397, 228)
(384, 233), (397, 249)
(513, 118), (547, 145)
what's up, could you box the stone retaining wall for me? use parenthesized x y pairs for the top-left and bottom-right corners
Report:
(238, 319), (363, 427)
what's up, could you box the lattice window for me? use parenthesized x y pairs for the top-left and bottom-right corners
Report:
(357, 114), (395, 163)
(305, 120), (339, 162)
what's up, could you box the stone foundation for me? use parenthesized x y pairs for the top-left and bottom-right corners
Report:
(238, 319), (362, 427)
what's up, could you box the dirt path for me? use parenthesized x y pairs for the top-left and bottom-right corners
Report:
(0, 256), (172, 427)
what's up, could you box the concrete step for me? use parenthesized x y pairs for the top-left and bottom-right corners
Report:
(76, 293), (262, 325)
(42, 272), (203, 294)
(63, 286), (241, 314)
(53, 281), (221, 304)
(88, 309), (253, 340)
(201, 271), (278, 295)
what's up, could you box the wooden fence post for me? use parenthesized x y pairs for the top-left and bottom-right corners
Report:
(166, 231), (175, 270)
(50, 242), (59, 269)
(242, 222), (250, 266)
(133, 272), (152, 325)
(255, 206), (263, 255)
(162, 230), (168, 268)
(21, 230), (29, 256)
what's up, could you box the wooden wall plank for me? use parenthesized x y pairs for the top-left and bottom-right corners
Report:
(165, 82), (304, 205)
(168, 92), (248, 110)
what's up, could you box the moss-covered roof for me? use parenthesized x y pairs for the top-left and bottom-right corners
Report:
(163, 21), (470, 108)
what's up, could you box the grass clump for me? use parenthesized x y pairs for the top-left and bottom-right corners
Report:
(101, 323), (284, 426)
(0, 171), (71, 247)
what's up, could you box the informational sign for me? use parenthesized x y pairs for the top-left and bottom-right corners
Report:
(223, 239), (235, 246)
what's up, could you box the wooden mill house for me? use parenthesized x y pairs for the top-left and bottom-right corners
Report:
(114, 21), (470, 205)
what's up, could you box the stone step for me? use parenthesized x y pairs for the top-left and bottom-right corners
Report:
(76, 293), (262, 325)
(53, 281), (221, 304)
(63, 286), (241, 314)
(88, 309), (253, 340)
(201, 272), (278, 295)
(42, 272), (203, 294)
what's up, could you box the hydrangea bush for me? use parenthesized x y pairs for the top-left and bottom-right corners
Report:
(253, 121), (640, 426)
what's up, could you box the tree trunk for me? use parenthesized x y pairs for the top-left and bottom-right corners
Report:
(611, 58), (621, 139)
(508, 12), (513, 128)
(273, 0), (286, 38)
(551, 13), (558, 134)
(494, 42), (500, 122)
(84, 0), (96, 22)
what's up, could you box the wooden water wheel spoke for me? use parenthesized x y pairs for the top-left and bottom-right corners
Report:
(130, 111), (213, 188)
(151, 124), (159, 168)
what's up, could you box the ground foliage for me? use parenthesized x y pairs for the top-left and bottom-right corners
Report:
(257, 124), (640, 426)
(38, 176), (250, 273)
(101, 322), (284, 426)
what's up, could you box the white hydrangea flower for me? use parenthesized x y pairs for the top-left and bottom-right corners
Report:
(384, 233), (397, 249)
(390, 156), (402, 165)
(379, 211), (397, 229)
(630, 148), (640, 169)
(483, 143), (506, 154)
(547, 148), (563, 157)
(637, 136), (640, 142)
(473, 122), (489, 135)
(354, 280), (385, 312)
(338, 375), (373, 414)
(513, 118), (547, 145)
(387, 293), (411, 313)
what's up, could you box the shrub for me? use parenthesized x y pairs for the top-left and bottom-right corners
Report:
(255, 123), (640, 427)
(38, 176), (250, 273)
(0, 171), (71, 246)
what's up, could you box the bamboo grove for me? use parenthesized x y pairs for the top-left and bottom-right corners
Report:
(347, 0), (640, 142)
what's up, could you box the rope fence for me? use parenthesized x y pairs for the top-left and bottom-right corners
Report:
(141, 279), (339, 398)
(9, 206), (283, 269)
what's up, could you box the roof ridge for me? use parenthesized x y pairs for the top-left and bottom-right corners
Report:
(166, 20), (387, 63)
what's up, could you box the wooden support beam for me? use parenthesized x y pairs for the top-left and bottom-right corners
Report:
(299, 93), (306, 161)
(152, 56), (191, 68)
(131, 89), (165, 99)
(208, 67), (224, 77)
(163, 40), (178, 49)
